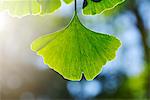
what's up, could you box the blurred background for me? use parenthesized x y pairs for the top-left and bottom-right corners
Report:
(0, 0), (150, 99)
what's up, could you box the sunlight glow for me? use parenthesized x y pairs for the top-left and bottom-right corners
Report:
(0, 12), (8, 31)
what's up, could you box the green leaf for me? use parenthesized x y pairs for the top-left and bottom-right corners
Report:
(63, 0), (73, 4)
(38, 0), (61, 14)
(0, 0), (73, 16)
(31, 13), (121, 80)
(0, 0), (40, 16)
(83, 0), (125, 15)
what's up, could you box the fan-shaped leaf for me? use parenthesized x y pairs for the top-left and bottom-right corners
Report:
(64, 0), (73, 4)
(38, 0), (61, 14)
(31, 13), (121, 80)
(0, 0), (40, 16)
(0, 0), (73, 16)
(83, 0), (125, 15)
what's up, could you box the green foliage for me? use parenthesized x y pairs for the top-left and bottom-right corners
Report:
(0, 0), (40, 16)
(83, 0), (125, 15)
(0, 0), (125, 16)
(0, 0), (125, 80)
(31, 13), (121, 80)
(0, 0), (73, 16)
(63, 0), (73, 4)
(38, 0), (61, 14)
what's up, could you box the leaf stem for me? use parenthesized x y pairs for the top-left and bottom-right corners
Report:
(75, 0), (77, 12)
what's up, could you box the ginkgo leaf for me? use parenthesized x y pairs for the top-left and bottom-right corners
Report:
(63, 0), (73, 4)
(0, 0), (73, 16)
(38, 0), (61, 14)
(31, 13), (121, 81)
(83, 0), (125, 15)
(0, 0), (40, 16)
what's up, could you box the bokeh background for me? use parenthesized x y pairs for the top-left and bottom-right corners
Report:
(0, 0), (150, 99)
